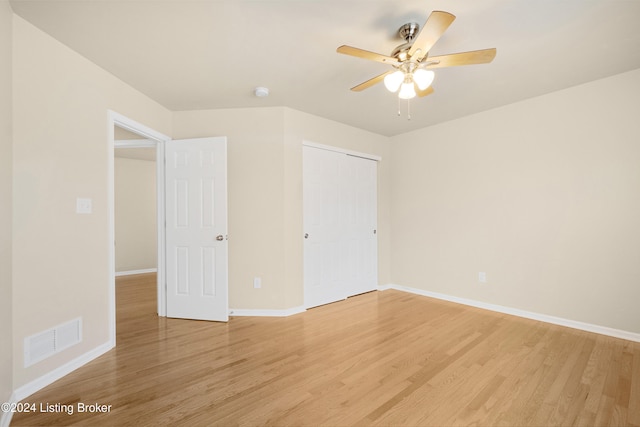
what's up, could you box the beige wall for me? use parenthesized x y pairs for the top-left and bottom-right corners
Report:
(173, 107), (391, 310)
(390, 69), (640, 334)
(115, 156), (157, 272)
(0, 0), (13, 405)
(173, 107), (288, 309)
(12, 16), (172, 389)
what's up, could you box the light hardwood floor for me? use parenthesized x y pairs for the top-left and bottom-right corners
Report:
(12, 273), (640, 426)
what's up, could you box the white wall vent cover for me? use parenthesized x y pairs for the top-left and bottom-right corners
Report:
(24, 317), (82, 367)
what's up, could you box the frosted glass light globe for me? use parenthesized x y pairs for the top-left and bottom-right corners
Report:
(398, 82), (416, 99)
(383, 70), (404, 92)
(413, 69), (435, 90)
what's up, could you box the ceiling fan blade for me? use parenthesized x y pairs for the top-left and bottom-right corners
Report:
(416, 85), (434, 97)
(425, 48), (497, 68)
(408, 11), (456, 61)
(337, 45), (400, 65)
(350, 71), (393, 92)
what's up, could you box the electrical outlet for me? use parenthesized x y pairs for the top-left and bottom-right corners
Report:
(76, 198), (92, 214)
(253, 277), (262, 289)
(478, 272), (487, 283)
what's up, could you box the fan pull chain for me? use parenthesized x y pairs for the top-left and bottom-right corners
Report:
(397, 97), (413, 120)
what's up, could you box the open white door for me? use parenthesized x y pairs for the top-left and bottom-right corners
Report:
(165, 137), (228, 321)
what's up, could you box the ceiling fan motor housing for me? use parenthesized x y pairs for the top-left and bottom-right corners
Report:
(398, 22), (420, 42)
(392, 22), (420, 60)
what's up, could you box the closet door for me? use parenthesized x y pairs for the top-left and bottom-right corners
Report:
(303, 146), (345, 308)
(343, 154), (378, 297)
(303, 145), (378, 309)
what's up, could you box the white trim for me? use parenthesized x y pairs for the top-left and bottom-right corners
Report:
(12, 340), (113, 403)
(155, 141), (166, 317)
(107, 118), (116, 345)
(302, 140), (381, 161)
(0, 391), (17, 427)
(229, 306), (306, 317)
(114, 139), (157, 148)
(115, 268), (158, 277)
(379, 284), (640, 343)
(108, 110), (171, 342)
(109, 111), (170, 142)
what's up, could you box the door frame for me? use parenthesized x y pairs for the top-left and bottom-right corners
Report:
(108, 110), (171, 345)
(303, 141), (381, 162)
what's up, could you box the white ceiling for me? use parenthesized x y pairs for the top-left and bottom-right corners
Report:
(10, 0), (640, 136)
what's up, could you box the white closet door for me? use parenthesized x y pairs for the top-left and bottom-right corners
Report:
(303, 145), (378, 309)
(303, 146), (345, 308)
(344, 154), (378, 296)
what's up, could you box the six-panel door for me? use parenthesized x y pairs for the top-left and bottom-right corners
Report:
(165, 137), (228, 321)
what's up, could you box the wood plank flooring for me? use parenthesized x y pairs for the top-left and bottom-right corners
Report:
(11, 273), (640, 426)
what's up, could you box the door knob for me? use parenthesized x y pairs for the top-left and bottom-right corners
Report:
(304, 233), (309, 239)
(216, 235), (224, 241)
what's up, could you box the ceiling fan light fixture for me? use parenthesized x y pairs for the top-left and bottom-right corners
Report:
(398, 82), (416, 99)
(413, 69), (435, 90)
(383, 70), (404, 92)
(336, 10), (497, 118)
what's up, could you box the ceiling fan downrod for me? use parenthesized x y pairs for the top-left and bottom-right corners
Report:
(392, 22), (420, 61)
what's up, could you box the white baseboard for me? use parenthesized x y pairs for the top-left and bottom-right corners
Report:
(115, 268), (157, 277)
(379, 283), (640, 343)
(11, 340), (114, 404)
(0, 391), (17, 427)
(229, 306), (306, 317)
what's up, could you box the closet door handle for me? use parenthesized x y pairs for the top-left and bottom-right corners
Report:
(216, 235), (224, 241)
(304, 233), (309, 239)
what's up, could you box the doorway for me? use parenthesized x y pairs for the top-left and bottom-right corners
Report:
(114, 128), (158, 338)
(108, 111), (170, 345)
(114, 127), (157, 277)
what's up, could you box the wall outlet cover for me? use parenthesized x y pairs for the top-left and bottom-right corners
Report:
(76, 198), (92, 214)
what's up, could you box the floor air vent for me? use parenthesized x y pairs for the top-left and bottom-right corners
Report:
(24, 317), (82, 367)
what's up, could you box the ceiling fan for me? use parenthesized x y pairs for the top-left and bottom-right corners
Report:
(337, 10), (496, 100)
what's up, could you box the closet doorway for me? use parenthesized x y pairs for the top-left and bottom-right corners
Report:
(303, 143), (378, 309)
